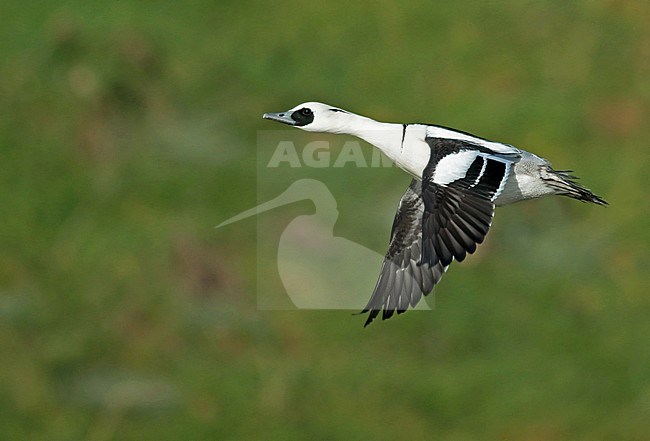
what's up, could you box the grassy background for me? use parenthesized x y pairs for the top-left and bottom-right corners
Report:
(0, 1), (648, 440)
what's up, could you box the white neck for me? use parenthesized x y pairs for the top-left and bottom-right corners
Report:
(334, 113), (404, 161)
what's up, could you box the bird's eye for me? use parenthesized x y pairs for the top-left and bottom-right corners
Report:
(300, 108), (312, 116)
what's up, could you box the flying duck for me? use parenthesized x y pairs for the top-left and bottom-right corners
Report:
(263, 102), (607, 326)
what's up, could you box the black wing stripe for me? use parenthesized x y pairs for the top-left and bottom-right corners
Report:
(472, 159), (507, 199)
(461, 156), (486, 188)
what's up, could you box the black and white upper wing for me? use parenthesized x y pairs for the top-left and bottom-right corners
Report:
(361, 132), (520, 326)
(420, 136), (520, 268)
(360, 179), (448, 327)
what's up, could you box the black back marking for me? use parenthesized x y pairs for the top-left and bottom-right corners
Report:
(400, 124), (408, 151)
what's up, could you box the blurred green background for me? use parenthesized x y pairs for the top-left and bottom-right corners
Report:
(1, 1), (648, 440)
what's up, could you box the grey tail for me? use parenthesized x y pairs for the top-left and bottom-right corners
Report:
(542, 168), (608, 206)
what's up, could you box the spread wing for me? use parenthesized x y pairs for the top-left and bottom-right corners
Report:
(360, 137), (519, 326)
(420, 137), (518, 267)
(360, 179), (448, 327)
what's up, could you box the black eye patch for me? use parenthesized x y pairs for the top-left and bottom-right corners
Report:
(291, 107), (315, 126)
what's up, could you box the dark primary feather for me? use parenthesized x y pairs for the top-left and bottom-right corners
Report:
(360, 179), (447, 327)
(420, 184), (493, 267)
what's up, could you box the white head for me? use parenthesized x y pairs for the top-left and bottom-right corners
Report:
(263, 102), (359, 133)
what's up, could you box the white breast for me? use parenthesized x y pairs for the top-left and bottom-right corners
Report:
(392, 125), (430, 178)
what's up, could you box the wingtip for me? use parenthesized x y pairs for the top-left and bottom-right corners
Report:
(360, 309), (380, 327)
